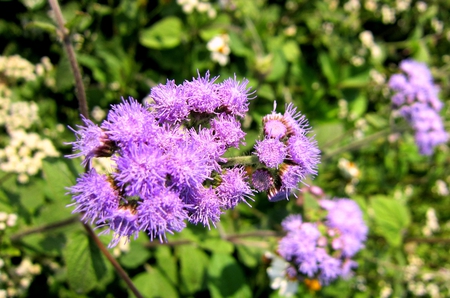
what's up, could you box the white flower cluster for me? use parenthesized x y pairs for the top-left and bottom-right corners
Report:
(0, 257), (41, 298)
(0, 55), (59, 183)
(206, 34), (231, 66)
(0, 55), (36, 82)
(404, 254), (449, 298)
(176, 0), (217, 18)
(265, 252), (299, 297)
(0, 130), (59, 183)
(359, 31), (382, 60)
(0, 212), (17, 230)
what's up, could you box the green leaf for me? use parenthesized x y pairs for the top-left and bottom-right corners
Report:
(313, 121), (345, 149)
(177, 245), (209, 294)
(282, 40), (300, 62)
(207, 253), (251, 298)
(265, 50), (287, 82)
(236, 245), (263, 268)
(199, 238), (234, 254)
(139, 17), (183, 50)
(371, 196), (411, 247)
(42, 158), (77, 201)
(228, 31), (251, 57)
(156, 246), (178, 286)
(318, 52), (339, 86)
(63, 232), (112, 294)
(132, 267), (178, 298)
(119, 237), (151, 269)
(55, 54), (75, 92)
(18, 179), (45, 213)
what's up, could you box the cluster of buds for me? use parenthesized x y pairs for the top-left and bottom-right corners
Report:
(67, 72), (321, 247)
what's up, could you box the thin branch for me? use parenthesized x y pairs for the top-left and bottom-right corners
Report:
(48, 0), (89, 119)
(10, 216), (80, 242)
(144, 230), (282, 248)
(82, 223), (144, 298)
(405, 237), (450, 244)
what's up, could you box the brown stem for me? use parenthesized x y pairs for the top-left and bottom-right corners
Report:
(10, 216), (80, 242)
(82, 223), (144, 298)
(143, 230), (282, 248)
(48, 0), (89, 119)
(47, 1), (142, 297)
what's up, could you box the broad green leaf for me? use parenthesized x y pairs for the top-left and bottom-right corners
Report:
(132, 267), (178, 298)
(236, 245), (263, 268)
(18, 179), (45, 213)
(282, 40), (300, 62)
(139, 17), (183, 50)
(156, 246), (178, 285)
(348, 92), (368, 119)
(371, 196), (411, 247)
(318, 52), (339, 86)
(313, 121), (345, 149)
(265, 50), (287, 82)
(207, 253), (251, 298)
(177, 245), (209, 294)
(63, 232), (112, 293)
(55, 54), (75, 91)
(199, 238), (234, 254)
(228, 31), (251, 57)
(119, 236), (151, 269)
(42, 158), (77, 201)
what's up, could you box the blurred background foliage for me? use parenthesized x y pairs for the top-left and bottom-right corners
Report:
(0, 0), (450, 297)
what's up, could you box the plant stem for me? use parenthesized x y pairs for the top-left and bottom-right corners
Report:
(48, 0), (89, 119)
(221, 155), (261, 167)
(48, 1), (142, 297)
(10, 216), (80, 242)
(82, 223), (144, 298)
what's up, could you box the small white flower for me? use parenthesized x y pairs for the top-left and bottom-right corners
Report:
(266, 255), (298, 297)
(207, 34), (231, 66)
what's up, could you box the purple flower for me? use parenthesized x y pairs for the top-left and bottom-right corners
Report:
(389, 59), (448, 155)
(216, 167), (254, 209)
(254, 138), (287, 168)
(210, 114), (246, 148)
(279, 164), (306, 190)
(68, 169), (120, 223)
(320, 198), (368, 257)
(251, 169), (274, 192)
(217, 76), (255, 117)
(186, 186), (222, 228)
(113, 142), (167, 197)
(66, 116), (114, 167)
(287, 134), (320, 176)
(316, 248), (342, 285)
(184, 71), (221, 113)
(149, 79), (190, 123)
(99, 204), (140, 248)
(138, 189), (189, 241)
(102, 97), (157, 144)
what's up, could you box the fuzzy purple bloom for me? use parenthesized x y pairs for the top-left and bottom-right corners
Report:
(66, 116), (114, 167)
(254, 138), (287, 168)
(102, 97), (158, 144)
(149, 79), (190, 123)
(184, 71), (221, 113)
(186, 186), (222, 228)
(320, 198), (368, 257)
(287, 134), (320, 177)
(216, 167), (254, 209)
(68, 169), (120, 224)
(99, 205), (140, 248)
(138, 189), (189, 241)
(389, 59), (448, 155)
(217, 76), (255, 117)
(210, 114), (246, 148)
(251, 169), (273, 192)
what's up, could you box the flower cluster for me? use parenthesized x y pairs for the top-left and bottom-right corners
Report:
(388, 59), (448, 155)
(67, 72), (260, 247)
(68, 72), (322, 247)
(274, 198), (367, 291)
(251, 103), (320, 201)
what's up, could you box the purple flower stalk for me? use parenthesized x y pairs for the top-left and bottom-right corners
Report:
(276, 198), (367, 285)
(254, 102), (320, 201)
(388, 59), (448, 155)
